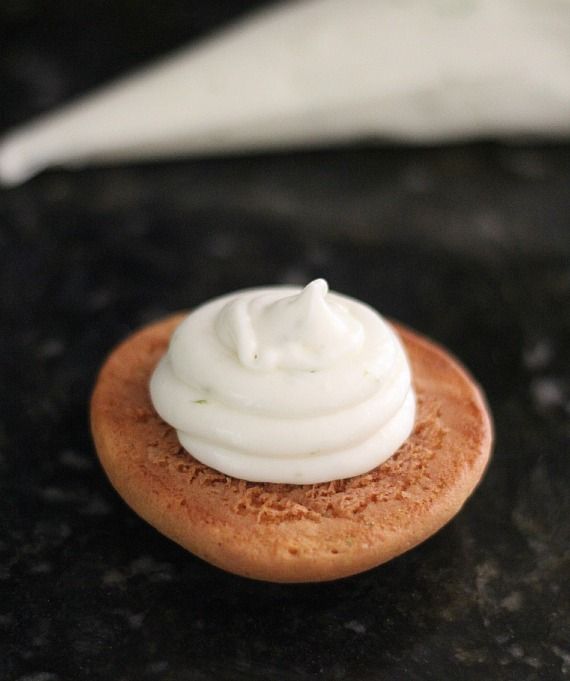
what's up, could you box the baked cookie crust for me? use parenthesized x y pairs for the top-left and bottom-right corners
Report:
(91, 314), (493, 582)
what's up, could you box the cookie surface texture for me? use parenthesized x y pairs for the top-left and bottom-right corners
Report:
(91, 314), (492, 583)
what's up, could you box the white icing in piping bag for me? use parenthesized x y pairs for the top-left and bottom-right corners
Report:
(2, 0), (570, 185)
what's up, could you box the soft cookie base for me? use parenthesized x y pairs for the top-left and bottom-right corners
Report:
(91, 314), (493, 583)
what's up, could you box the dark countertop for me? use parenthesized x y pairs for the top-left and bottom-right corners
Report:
(2, 3), (570, 680)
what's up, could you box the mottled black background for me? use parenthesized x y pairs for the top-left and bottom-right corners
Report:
(1, 2), (570, 680)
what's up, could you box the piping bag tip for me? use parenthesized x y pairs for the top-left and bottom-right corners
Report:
(0, 134), (39, 187)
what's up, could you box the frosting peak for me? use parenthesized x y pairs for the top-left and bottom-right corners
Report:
(216, 279), (364, 371)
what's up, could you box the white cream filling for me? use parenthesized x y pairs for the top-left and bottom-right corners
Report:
(150, 280), (415, 484)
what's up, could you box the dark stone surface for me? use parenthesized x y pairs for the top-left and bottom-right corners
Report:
(1, 2), (570, 680)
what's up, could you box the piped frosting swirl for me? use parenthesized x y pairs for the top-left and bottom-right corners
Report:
(150, 280), (415, 484)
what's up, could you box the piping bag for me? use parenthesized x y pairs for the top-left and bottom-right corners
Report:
(1, 0), (570, 185)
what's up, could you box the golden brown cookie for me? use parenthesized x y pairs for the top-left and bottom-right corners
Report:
(91, 314), (492, 582)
